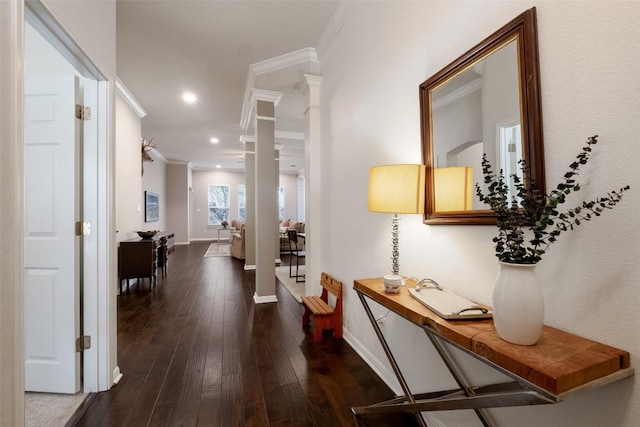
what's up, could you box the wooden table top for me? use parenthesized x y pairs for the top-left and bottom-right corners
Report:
(354, 277), (633, 397)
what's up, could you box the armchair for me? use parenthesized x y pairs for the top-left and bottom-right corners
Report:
(230, 221), (245, 259)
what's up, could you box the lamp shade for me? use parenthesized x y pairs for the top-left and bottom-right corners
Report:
(434, 166), (473, 212)
(368, 164), (426, 214)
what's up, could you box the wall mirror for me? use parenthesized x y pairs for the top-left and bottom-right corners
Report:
(419, 7), (544, 224)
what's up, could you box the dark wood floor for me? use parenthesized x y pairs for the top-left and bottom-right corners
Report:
(73, 242), (418, 426)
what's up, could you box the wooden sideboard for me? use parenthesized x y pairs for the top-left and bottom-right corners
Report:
(156, 232), (175, 277)
(352, 277), (633, 426)
(118, 232), (174, 293)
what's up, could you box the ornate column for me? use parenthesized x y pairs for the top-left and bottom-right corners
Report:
(300, 75), (322, 296)
(240, 135), (256, 270)
(251, 89), (282, 303)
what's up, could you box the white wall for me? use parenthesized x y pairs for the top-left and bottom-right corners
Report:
(166, 163), (191, 244)
(317, 2), (640, 426)
(280, 173), (299, 222)
(115, 93), (142, 242)
(115, 92), (167, 241)
(43, 0), (116, 78)
(191, 169), (246, 240)
(141, 151), (167, 232)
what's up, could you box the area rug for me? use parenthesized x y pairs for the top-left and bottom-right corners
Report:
(25, 392), (89, 427)
(275, 265), (305, 303)
(204, 243), (231, 257)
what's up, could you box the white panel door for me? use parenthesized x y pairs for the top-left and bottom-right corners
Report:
(24, 75), (81, 393)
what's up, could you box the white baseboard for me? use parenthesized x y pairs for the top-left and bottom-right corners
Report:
(244, 264), (256, 271)
(343, 327), (446, 427)
(253, 292), (277, 304)
(112, 366), (123, 386)
(188, 238), (215, 242)
(175, 241), (190, 245)
(343, 327), (401, 395)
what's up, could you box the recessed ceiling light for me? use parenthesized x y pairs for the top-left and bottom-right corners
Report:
(216, 164), (221, 169)
(210, 137), (219, 144)
(182, 91), (197, 104)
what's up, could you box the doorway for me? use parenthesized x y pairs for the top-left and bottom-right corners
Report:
(22, 1), (116, 421)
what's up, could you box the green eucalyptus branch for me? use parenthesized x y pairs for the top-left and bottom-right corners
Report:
(476, 135), (630, 264)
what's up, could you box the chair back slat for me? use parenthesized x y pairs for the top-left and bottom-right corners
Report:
(321, 272), (342, 299)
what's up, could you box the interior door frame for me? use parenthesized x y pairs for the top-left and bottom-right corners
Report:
(24, 0), (117, 393)
(0, 0), (27, 424)
(0, 1), (116, 422)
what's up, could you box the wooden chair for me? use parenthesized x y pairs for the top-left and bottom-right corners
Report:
(301, 272), (343, 342)
(287, 229), (305, 282)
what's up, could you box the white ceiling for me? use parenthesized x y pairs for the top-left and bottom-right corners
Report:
(116, 0), (339, 173)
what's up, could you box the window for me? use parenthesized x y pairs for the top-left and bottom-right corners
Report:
(208, 184), (229, 224)
(279, 186), (285, 221)
(237, 184), (246, 221)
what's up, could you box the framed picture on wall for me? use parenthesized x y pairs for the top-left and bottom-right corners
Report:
(145, 191), (159, 222)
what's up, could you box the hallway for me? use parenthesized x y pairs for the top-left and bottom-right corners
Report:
(73, 242), (417, 426)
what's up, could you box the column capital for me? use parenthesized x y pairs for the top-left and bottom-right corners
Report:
(300, 74), (322, 109)
(242, 89), (283, 131)
(250, 88), (283, 106)
(239, 134), (255, 145)
(300, 74), (322, 93)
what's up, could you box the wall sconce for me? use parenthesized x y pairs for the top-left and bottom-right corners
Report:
(434, 167), (473, 212)
(368, 164), (425, 279)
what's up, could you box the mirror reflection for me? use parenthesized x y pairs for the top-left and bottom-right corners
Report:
(431, 38), (521, 211)
(420, 7), (544, 225)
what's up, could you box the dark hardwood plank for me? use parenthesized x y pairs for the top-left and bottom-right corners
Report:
(72, 243), (418, 427)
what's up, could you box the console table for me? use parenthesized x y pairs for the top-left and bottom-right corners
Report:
(118, 232), (174, 293)
(156, 232), (175, 277)
(353, 277), (633, 426)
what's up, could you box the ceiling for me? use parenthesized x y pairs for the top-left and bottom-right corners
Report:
(116, 0), (339, 174)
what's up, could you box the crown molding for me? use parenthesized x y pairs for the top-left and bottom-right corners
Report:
(115, 77), (146, 118)
(275, 130), (305, 141)
(240, 48), (318, 130)
(432, 77), (482, 110)
(166, 159), (191, 167)
(251, 47), (318, 76)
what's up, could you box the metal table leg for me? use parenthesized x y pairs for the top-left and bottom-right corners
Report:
(355, 291), (428, 426)
(424, 328), (493, 426)
(352, 289), (556, 426)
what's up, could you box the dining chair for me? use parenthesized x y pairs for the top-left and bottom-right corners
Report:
(287, 229), (306, 282)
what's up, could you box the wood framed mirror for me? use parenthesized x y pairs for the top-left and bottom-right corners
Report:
(419, 7), (544, 224)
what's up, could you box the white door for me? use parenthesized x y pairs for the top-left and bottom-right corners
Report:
(24, 75), (81, 393)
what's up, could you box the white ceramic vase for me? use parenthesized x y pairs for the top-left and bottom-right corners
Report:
(492, 262), (544, 345)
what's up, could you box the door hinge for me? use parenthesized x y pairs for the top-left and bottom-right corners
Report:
(76, 336), (91, 352)
(75, 104), (92, 121)
(75, 221), (91, 236)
